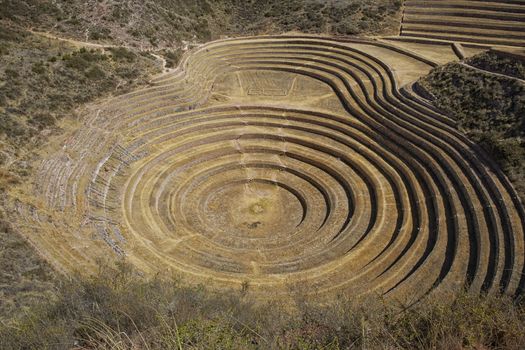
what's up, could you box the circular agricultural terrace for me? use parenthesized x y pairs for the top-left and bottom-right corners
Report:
(13, 35), (525, 302)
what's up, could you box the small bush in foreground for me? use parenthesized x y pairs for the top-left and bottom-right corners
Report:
(1, 261), (524, 349)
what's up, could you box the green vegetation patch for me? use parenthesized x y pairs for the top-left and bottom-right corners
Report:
(420, 57), (525, 201)
(226, 0), (402, 36)
(159, 48), (184, 69)
(468, 50), (525, 81)
(0, 24), (158, 185)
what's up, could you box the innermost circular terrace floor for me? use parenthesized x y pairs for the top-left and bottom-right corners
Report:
(202, 180), (304, 239)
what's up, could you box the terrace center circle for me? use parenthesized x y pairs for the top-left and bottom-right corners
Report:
(203, 180), (304, 239)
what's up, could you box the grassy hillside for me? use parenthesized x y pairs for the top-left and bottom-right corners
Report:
(1, 0), (402, 49)
(419, 55), (525, 201)
(0, 207), (57, 319)
(0, 21), (160, 318)
(0, 24), (159, 187)
(226, 0), (402, 36)
(1, 262), (524, 349)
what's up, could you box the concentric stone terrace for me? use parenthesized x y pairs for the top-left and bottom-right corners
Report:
(401, 0), (525, 47)
(14, 36), (525, 301)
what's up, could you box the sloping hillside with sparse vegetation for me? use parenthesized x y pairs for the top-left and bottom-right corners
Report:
(1, 0), (402, 47)
(0, 25), (158, 186)
(419, 53), (525, 202)
(0, 22), (159, 318)
(2, 262), (525, 350)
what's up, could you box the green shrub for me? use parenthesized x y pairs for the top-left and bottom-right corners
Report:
(164, 49), (183, 68)
(63, 48), (107, 70)
(4, 68), (19, 79)
(479, 133), (525, 170)
(28, 112), (56, 130)
(0, 43), (8, 56)
(0, 26), (26, 42)
(109, 47), (136, 62)
(31, 61), (46, 74)
(63, 54), (90, 70)
(84, 65), (106, 80)
(0, 112), (27, 137)
(88, 27), (112, 40)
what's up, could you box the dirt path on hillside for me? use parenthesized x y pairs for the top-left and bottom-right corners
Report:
(29, 29), (121, 49)
(29, 29), (173, 71)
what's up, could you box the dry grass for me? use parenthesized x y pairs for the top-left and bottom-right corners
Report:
(0, 207), (57, 319)
(0, 20), (157, 324)
(0, 23), (159, 180)
(1, 261), (524, 349)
